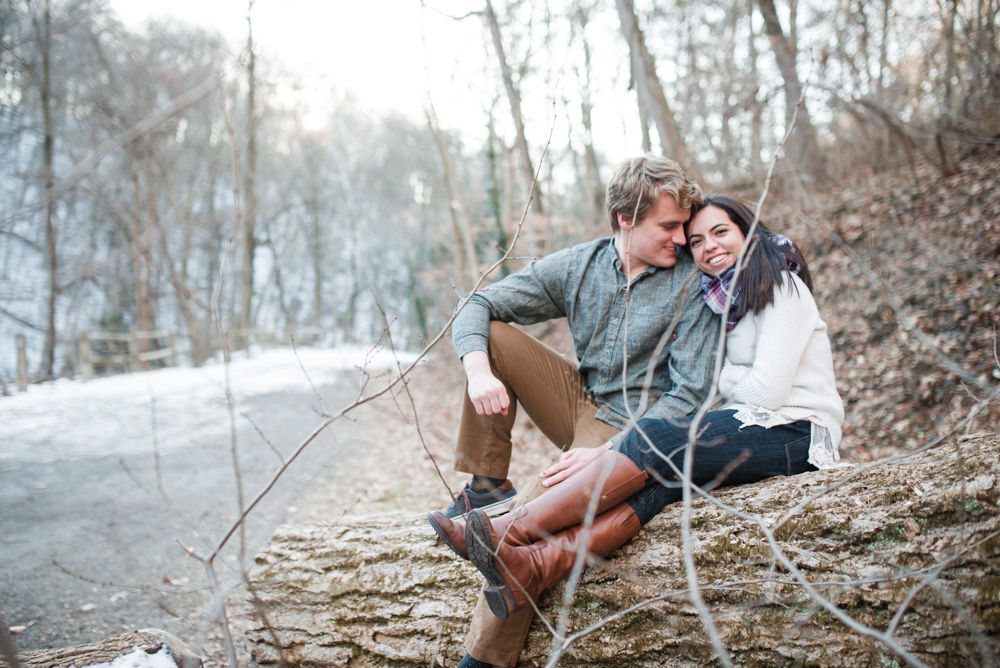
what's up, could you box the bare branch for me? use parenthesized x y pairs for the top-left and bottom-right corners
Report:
(419, 0), (481, 21)
(241, 412), (286, 465)
(290, 335), (327, 416)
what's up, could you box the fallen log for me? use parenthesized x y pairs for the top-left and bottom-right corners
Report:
(247, 434), (1000, 667)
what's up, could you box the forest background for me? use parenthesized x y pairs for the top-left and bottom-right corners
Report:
(2, 0), (1000, 664)
(2, 0), (1000, 493)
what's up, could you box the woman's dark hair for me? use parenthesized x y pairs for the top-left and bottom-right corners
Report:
(689, 195), (813, 319)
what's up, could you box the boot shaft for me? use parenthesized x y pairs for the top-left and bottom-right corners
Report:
(489, 502), (642, 612)
(498, 450), (646, 547)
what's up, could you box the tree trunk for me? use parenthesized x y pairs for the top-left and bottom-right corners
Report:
(877, 0), (891, 102)
(426, 105), (479, 292)
(139, 150), (157, 369)
(748, 0), (765, 174)
(129, 159), (152, 366)
(247, 434), (1000, 667)
(40, 0), (56, 379)
(574, 5), (605, 235)
(311, 208), (324, 327)
(483, 0), (544, 216)
(175, 219), (208, 365)
(935, 0), (961, 177)
(634, 68), (653, 154)
(486, 110), (511, 278)
(755, 0), (826, 182)
(239, 2), (259, 339)
(614, 0), (704, 185)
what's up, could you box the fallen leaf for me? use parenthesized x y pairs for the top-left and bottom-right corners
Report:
(905, 518), (921, 541)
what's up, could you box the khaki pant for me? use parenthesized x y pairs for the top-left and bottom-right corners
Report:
(455, 322), (620, 666)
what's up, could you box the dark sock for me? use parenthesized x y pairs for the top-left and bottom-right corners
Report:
(456, 653), (497, 668)
(469, 474), (506, 493)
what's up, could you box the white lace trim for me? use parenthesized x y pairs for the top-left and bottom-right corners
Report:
(729, 403), (841, 470)
(808, 422), (842, 469)
(732, 404), (791, 429)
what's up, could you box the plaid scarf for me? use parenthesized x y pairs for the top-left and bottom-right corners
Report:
(700, 233), (800, 330)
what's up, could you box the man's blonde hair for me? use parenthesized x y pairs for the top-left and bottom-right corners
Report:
(605, 155), (703, 233)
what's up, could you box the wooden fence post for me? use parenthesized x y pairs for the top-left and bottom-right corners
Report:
(127, 333), (139, 374)
(168, 331), (177, 367)
(16, 333), (27, 392)
(79, 330), (93, 380)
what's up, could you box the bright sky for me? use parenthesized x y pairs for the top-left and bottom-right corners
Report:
(108, 0), (639, 157)
(110, 0), (496, 136)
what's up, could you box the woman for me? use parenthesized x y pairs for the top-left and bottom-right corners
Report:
(428, 195), (844, 624)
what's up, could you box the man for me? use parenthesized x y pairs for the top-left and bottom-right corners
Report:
(432, 155), (720, 668)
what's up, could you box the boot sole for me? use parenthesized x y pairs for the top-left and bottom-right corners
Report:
(426, 513), (469, 561)
(466, 510), (517, 619)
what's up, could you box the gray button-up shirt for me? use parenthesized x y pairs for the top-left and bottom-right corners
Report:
(452, 237), (720, 446)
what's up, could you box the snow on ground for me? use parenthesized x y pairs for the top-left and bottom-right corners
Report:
(0, 346), (419, 463)
(82, 647), (177, 668)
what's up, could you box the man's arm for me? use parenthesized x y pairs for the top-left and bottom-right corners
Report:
(451, 247), (579, 415)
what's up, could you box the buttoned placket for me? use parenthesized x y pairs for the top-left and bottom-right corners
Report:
(595, 262), (656, 416)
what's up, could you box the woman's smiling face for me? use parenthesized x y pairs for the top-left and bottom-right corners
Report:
(687, 205), (747, 277)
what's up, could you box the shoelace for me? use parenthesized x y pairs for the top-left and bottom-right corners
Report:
(455, 488), (472, 513)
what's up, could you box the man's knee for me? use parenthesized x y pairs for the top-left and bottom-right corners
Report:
(486, 321), (540, 374)
(486, 321), (523, 353)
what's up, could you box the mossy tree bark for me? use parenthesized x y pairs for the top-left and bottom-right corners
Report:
(247, 434), (1000, 667)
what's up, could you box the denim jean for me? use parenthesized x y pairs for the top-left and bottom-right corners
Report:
(617, 410), (817, 525)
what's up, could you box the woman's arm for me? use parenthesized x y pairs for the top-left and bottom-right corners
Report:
(719, 273), (819, 409)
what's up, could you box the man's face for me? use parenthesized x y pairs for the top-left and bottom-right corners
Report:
(617, 193), (689, 270)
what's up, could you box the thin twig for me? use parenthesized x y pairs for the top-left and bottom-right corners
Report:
(290, 335), (327, 415)
(241, 412), (285, 465)
(373, 294), (453, 506)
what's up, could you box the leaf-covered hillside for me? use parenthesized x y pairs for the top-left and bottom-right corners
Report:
(791, 147), (1000, 461)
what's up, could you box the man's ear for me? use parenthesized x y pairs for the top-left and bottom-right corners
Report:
(617, 210), (633, 230)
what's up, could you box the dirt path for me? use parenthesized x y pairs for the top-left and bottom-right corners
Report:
(0, 370), (371, 660)
(2, 355), (557, 667)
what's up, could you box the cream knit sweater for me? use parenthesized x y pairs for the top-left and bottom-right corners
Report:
(718, 271), (845, 448)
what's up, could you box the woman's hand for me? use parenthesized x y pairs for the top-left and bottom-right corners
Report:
(540, 441), (613, 487)
(463, 350), (510, 416)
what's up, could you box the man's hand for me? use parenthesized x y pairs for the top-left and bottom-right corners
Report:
(463, 350), (510, 416)
(540, 441), (613, 487)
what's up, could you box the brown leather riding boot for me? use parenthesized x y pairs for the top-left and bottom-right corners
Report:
(466, 502), (641, 619)
(492, 449), (646, 544)
(427, 502), (533, 561)
(429, 449), (646, 561)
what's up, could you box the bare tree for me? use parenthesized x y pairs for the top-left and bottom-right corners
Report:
(934, 0), (961, 176)
(484, 0), (545, 216)
(755, 0), (825, 181)
(614, 0), (704, 184)
(571, 1), (604, 234)
(38, 0), (56, 378)
(426, 102), (479, 292)
(238, 0), (259, 340)
(486, 105), (511, 278)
